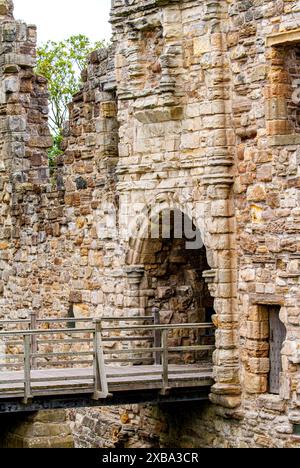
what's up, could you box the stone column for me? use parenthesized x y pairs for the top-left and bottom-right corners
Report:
(199, 0), (241, 410)
(124, 265), (145, 316)
(203, 183), (240, 410)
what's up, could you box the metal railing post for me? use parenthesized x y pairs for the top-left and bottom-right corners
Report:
(161, 329), (169, 395)
(153, 307), (161, 365)
(93, 319), (109, 400)
(23, 334), (32, 404)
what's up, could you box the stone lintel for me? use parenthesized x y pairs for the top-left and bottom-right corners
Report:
(250, 294), (285, 306)
(269, 135), (300, 147)
(266, 29), (300, 47)
(111, 0), (182, 23)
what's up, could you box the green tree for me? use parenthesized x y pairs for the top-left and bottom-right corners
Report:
(48, 133), (63, 169)
(36, 34), (106, 159)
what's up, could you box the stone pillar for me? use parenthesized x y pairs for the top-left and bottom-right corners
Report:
(0, 411), (74, 448)
(204, 183), (240, 410)
(124, 265), (145, 316)
(198, 0), (241, 410)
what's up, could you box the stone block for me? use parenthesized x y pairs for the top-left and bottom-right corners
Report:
(8, 116), (26, 132)
(257, 164), (273, 182)
(213, 349), (239, 367)
(69, 291), (82, 303)
(246, 321), (269, 340)
(247, 184), (267, 202)
(210, 393), (241, 409)
(101, 101), (117, 118)
(210, 234), (233, 250)
(215, 329), (238, 349)
(266, 120), (291, 136)
(88, 251), (103, 267)
(258, 394), (286, 412)
(254, 434), (275, 448)
(266, 29), (300, 47)
(245, 339), (269, 357)
(244, 372), (268, 394)
(248, 358), (270, 374)
(269, 134), (300, 146)
(251, 65), (267, 82)
(265, 98), (287, 120)
(247, 306), (268, 322)
(193, 36), (211, 55)
(213, 366), (240, 385)
(73, 303), (90, 317)
(217, 283), (234, 298)
(211, 200), (234, 217)
(4, 77), (19, 93)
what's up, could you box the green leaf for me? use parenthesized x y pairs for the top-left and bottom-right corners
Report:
(35, 34), (107, 144)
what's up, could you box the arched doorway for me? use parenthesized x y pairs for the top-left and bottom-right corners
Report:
(127, 208), (216, 364)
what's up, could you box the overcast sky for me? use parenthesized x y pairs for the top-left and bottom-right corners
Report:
(14, 0), (112, 44)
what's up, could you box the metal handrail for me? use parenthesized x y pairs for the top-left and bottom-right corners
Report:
(0, 328), (94, 337)
(0, 322), (214, 337)
(0, 315), (155, 326)
(100, 323), (215, 332)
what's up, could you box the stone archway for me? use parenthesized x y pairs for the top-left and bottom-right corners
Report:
(125, 208), (216, 364)
(123, 192), (241, 409)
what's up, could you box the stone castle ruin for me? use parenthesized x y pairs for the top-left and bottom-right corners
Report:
(0, 0), (299, 448)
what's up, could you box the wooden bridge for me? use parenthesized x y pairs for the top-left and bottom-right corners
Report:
(0, 316), (215, 413)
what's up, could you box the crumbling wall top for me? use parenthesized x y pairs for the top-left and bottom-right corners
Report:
(111, 0), (184, 22)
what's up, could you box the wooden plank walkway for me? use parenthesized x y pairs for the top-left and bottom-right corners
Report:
(0, 317), (215, 411)
(0, 364), (214, 399)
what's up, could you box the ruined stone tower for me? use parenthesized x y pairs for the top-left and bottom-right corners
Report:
(0, 0), (299, 448)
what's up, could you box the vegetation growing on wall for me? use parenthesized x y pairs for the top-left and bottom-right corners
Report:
(36, 34), (106, 163)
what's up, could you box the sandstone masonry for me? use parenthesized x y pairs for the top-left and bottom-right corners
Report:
(0, 0), (299, 448)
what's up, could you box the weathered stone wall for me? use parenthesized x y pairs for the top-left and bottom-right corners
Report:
(109, 0), (238, 416)
(68, 405), (170, 448)
(0, 0), (299, 449)
(227, 0), (300, 433)
(68, 0), (300, 448)
(0, 0), (52, 321)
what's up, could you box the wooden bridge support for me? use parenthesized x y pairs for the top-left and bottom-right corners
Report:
(0, 410), (74, 448)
